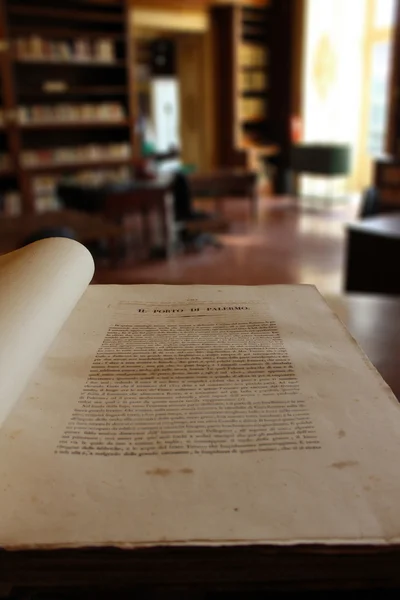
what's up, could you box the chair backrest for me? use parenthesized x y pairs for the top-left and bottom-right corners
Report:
(360, 186), (400, 218)
(360, 187), (380, 218)
(57, 184), (106, 214)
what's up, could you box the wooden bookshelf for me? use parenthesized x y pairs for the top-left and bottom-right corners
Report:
(0, 1), (18, 213)
(236, 6), (270, 152)
(212, 0), (303, 190)
(8, 6), (124, 24)
(0, 0), (134, 214)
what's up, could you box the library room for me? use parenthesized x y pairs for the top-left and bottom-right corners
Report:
(1, 0), (400, 597)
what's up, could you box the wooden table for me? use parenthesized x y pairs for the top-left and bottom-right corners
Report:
(1, 294), (400, 595)
(56, 178), (173, 261)
(102, 178), (173, 259)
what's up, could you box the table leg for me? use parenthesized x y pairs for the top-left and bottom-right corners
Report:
(141, 207), (152, 259)
(108, 235), (119, 267)
(162, 192), (174, 258)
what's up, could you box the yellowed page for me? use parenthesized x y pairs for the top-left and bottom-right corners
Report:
(0, 284), (400, 549)
(0, 238), (94, 427)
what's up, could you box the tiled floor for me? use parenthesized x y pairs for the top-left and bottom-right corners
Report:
(95, 195), (360, 295)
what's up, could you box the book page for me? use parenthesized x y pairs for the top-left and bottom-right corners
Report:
(0, 238), (94, 427)
(0, 284), (400, 549)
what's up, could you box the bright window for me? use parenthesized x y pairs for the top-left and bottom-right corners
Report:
(366, 0), (397, 157)
(374, 0), (397, 27)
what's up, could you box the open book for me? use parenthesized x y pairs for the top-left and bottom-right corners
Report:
(1, 237), (400, 550)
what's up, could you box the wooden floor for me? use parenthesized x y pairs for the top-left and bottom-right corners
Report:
(95, 196), (360, 295)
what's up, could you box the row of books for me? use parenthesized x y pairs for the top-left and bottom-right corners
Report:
(18, 103), (126, 124)
(238, 44), (268, 68)
(14, 36), (116, 63)
(239, 71), (268, 93)
(33, 167), (132, 196)
(22, 143), (131, 168)
(238, 98), (267, 121)
(33, 166), (132, 213)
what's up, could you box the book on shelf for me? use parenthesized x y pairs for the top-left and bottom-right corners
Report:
(238, 98), (267, 121)
(239, 43), (268, 68)
(239, 71), (267, 93)
(1, 237), (400, 550)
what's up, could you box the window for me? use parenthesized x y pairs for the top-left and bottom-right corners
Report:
(374, 0), (397, 28)
(366, 0), (397, 157)
(368, 41), (392, 155)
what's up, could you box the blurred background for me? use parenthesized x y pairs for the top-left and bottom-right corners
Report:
(0, 0), (399, 296)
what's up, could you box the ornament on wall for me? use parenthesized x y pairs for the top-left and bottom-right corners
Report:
(313, 34), (337, 100)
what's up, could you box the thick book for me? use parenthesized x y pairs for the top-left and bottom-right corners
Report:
(0, 237), (399, 550)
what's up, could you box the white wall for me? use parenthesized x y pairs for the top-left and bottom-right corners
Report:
(302, 0), (367, 193)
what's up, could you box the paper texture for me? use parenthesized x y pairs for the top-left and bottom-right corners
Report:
(0, 238), (94, 427)
(0, 283), (400, 549)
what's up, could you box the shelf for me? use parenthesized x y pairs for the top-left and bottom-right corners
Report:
(15, 58), (126, 68)
(240, 65), (266, 72)
(20, 120), (130, 131)
(242, 19), (268, 27)
(24, 157), (132, 174)
(242, 36), (269, 45)
(19, 86), (128, 98)
(240, 90), (267, 97)
(8, 6), (123, 24)
(241, 116), (267, 124)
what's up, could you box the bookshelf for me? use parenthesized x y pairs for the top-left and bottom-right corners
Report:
(0, 0), (134, 214)
(212, 0), (302, 190)
(0, 1), (18, 214)
(236, 6), (269, 149)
